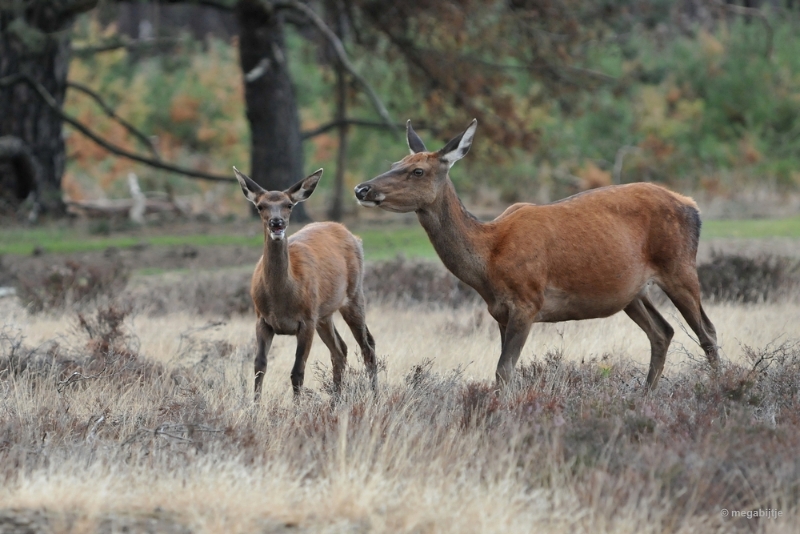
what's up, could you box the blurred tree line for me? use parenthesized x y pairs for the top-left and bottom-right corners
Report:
(1, 1), (798, 221)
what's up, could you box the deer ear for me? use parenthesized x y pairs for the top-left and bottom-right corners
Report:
(407, 120), (427, 154)
(286, 168), (323, 203)
(438, 119), (477, 168)
(233, 167), (265, 204)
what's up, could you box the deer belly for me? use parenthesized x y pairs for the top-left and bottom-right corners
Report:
(265, 314), (302, 335)
(535, 286), (637, 323)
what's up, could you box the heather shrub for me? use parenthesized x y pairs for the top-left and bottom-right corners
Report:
(697, 252), (799, 303)
(123, 270), (252, 317)
(78, 251), (800, 322)
(363, 255), (479, 307)
(14, 258), (129, 313)
(2, 311), (799, 531)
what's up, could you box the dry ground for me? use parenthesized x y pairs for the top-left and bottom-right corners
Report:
(4, 297), (800, 389)
(1, 292), (799, 533)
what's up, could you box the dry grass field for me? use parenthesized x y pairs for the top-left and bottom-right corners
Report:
(1, 259), (800, 533)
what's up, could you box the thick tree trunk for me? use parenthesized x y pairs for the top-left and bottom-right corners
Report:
(236, 0), (308, 221)
(0, 136), (43, 219)
(0, 7), (82, 216)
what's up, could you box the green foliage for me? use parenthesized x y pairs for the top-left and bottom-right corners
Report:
(64, 19), (248, 207)
(534, 17), (800, 195)
(64, 9), (800, 208)
(305, 6), (800, 201)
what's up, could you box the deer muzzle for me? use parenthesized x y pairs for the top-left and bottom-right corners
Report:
(268, 218), (287, 240)
(354, 183), (384, 207)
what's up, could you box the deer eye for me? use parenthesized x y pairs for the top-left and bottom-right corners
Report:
(285, 204), (293, 210)
(413, 168), (424, 177)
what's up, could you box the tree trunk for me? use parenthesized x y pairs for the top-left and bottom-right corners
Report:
(0, 135), (43, 220)
(327, 1), (348, 222)
(328, 60), (348, 222)
(0, 11), (76, 216)
(236, 0), (308, 221)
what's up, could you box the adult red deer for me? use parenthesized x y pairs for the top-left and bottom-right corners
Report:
(234, 167), (377, 400)
(354, 120), (718, 390)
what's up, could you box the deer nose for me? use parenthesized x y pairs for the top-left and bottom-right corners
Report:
(268, 218), (285, 229)
(354, 184), (371, 200)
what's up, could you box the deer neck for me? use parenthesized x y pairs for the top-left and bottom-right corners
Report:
(416, 177), (489, 293)
(262, 228), (297, 297)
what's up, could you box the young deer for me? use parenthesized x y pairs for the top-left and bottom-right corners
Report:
(354, 120), (719, 391)
(234, 167), (377, 400)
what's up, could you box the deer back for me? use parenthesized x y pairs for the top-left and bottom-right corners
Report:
(484, 183), (700, 314)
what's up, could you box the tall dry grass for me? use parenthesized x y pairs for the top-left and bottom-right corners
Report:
(1, 294), (799, 533)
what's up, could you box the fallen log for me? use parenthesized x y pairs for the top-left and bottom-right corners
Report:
(65, 173), (190, 220)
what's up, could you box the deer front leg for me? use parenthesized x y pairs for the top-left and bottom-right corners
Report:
(290, 322), (315, 396)
(254, 318), (274, 403)
(495, 315), (533, 388)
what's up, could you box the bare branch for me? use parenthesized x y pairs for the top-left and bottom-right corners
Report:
(612, 146), (641, 185)
(302, 118), (408, 139)
(122, 423), (223, 447)
(713, 0), (773, 59)
(72, 36), (183, 56)
(57, 366), (110, 392)
(67, 81), (160, 159)
(423, 49), (617, 85)
(272, 0), (396, 132)
(52, 0), (101, 18)
(70, 0), (233, 55)
(366, 28), (489, 125)
(194, 0), (236, 10)
(0, 73), (233, 183)
(132, 0), (236, 11)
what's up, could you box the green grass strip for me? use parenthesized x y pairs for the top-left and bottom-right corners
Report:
(0, 231), (261, 256)
(0, 225), (436, 261)
(701, 217), (800, 239)
(2, 218), (799, 259)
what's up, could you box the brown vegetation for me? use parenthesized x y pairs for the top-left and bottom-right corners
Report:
(13, 257), (129, 313)
(698, 252), (800, 304)
(1, 298), (798, 531)
(5, 252), (800, 320)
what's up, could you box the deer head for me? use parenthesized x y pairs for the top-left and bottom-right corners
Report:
(234, 167), (322, 241)
(354, 119), (477, 213)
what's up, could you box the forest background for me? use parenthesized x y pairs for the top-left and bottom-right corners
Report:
(4, 0), (799, 224)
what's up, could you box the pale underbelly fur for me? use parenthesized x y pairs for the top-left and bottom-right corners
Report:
(534, 278), (655, 323)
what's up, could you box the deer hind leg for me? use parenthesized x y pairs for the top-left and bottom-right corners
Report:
(659, 267), (719, 368)
(254, 317), (275, 403)
(624, 295), (674, 391)
(340, 296), (378, 392)
(290, 323), (315, 396)
(495, 314), (533, 388)
(316, 316), (348, 392)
